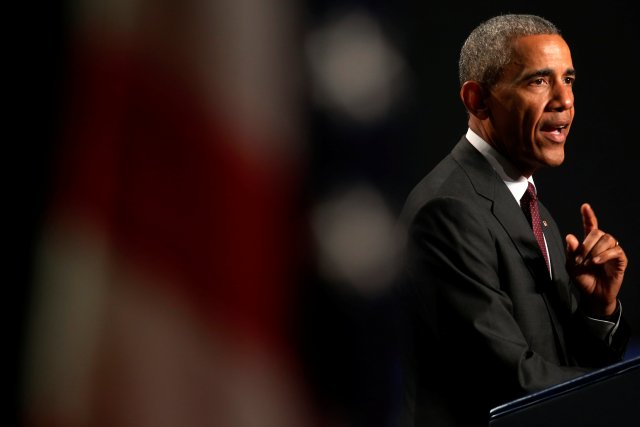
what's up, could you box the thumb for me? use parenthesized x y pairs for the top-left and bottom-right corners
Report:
(565, 234), (580, 255)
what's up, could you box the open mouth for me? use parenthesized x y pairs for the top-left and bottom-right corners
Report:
(543, 123), (568, 132)
(540, 123), (569, 142)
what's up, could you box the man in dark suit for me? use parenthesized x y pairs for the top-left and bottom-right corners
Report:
(398, 14), (630, 426)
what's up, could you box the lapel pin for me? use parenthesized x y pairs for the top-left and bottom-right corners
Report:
(542, 220), (548, 227)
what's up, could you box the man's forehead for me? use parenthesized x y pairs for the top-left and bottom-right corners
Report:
(507, 36), (573, 69)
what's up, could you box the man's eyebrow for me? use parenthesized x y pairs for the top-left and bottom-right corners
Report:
(521, 68), (576, 81)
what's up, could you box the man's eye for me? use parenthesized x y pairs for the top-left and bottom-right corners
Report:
(532, 78), (546, 85)
(564, 77), (575, 85)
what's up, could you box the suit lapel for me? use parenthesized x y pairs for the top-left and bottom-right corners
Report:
(538, 202), (573, 308)
(492, 190), (553, 288)
(451, 138), (551, 287)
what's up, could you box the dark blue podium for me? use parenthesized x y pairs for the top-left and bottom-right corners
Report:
(489, 356), (640, 427)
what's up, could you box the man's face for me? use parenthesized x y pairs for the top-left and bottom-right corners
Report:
(485, 34), (575, 176)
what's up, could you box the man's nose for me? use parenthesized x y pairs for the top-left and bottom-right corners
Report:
(549, 82), (574, 111)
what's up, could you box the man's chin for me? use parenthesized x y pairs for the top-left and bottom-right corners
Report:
(544, 153), (565, 168)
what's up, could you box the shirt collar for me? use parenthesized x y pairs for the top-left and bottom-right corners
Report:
(465, 128), (536, 205)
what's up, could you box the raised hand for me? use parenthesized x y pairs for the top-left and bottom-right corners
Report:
(565, 203), (627, 318)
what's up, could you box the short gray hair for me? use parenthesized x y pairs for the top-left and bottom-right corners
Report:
(459, 14), (560, 87)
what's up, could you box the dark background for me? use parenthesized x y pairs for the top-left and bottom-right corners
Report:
(13, 1), (639, 425)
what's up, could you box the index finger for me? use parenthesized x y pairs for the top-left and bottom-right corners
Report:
(581, 203), (599, 237)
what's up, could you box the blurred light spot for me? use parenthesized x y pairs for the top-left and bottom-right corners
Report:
(305, 9), (407, 124)
(311, 184), (402, 295)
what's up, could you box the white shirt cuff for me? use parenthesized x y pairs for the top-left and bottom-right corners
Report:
(584, 300), (622, 345)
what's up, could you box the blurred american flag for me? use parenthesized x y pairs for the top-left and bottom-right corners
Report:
(21, 1), (313, 426)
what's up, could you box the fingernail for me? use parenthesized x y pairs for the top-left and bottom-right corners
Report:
(575, 256), (583, 264)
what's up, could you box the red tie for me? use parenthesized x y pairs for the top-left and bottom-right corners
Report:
(520, 182), (551, 273)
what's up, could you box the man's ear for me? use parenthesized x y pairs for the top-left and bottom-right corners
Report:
(460, 81), (489, 120)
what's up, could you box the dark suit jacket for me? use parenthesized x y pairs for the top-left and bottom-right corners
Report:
(397, 137), (629, 426)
